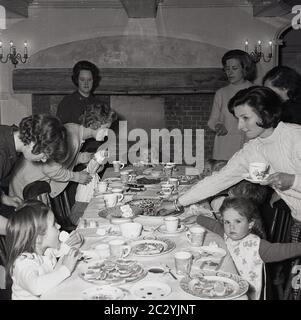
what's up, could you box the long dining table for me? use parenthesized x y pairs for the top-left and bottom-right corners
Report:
(41, 165), (248, 300)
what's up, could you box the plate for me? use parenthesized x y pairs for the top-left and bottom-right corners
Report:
(81, 285), (126, 300)
(180, 270), (249, 300)
(130, 281), (172, 300)
(78, 259), (147, 285)
(126, 199), (184, 217)
(130, 238), (176, 256)
(198, 246), (227, 259)
(104, 177), (122, 182)
(242, 173), (268, 184)
(77, 223), (120, 237)
(157, 224), (187, 235)
(136, 177), (161, 185)
(98, 206), (141, 219)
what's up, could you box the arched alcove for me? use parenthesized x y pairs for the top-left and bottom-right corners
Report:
(24, 35), (226, 68)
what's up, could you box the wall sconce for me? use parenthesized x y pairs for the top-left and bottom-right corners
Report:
(244, 40), (273, 63)
(0, 41), (28, 68)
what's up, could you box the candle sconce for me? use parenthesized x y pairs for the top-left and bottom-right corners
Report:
(244, 40), (273, 63)
(0, 41), (28, 68)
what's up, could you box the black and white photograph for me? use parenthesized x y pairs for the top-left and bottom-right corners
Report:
(0, 0), (301, 304)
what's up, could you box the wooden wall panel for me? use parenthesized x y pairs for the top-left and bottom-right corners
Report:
(13, 68), (227, 94)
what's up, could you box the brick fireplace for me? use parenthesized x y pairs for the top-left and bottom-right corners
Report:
(13, 67), (227, 165)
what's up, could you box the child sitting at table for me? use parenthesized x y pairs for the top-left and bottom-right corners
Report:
(197, 197), (301, 300)
(210, 180), (269, 238)
(6, 200), (81, 300)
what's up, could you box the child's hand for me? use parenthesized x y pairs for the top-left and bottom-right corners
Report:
(65, 231), (84, 248)
(60, 248), (79, 273)
(76, 171), (92, 185)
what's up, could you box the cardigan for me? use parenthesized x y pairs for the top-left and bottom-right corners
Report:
(179, 122), (301, 222)
(207, 82), (251, 160)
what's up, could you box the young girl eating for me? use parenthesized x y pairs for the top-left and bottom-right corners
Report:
(6, 200), (79, 300)
(197, 197), (301, 300)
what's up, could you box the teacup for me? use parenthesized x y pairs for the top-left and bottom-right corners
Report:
(186, 226), (206, 247)
(169, 178), (179, 190)
(120, 171), (133, 184)
(119, 222), (143, 239)
(161, 183), (174, 196)
(97, 181), (108, 194)
(113, 160), (125, 173)
(165, 162), (176, 168)
(164, 216), (179, 233)
(94, 243), (110, 259)
(249, 162), (269, 181)
(108, 239), (131, 258)
(103, 193), (124, 208)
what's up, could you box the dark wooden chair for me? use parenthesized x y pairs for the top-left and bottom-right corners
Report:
(23, 180), (76, 232)
(262, 199), (293, 300)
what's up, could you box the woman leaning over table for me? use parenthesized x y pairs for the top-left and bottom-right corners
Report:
(157, 86), (301, 240)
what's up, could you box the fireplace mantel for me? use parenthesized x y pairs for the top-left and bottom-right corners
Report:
(13, 68), (227, 95)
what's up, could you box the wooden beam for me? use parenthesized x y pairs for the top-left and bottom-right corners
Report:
(13, 68), (227, 94)
(0, 0), (32, 18)
(120, 0), (159, 18)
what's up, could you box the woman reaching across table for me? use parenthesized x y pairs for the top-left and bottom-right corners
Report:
(156, 86), (301, 232)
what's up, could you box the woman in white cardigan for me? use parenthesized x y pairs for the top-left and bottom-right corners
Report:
(158, 86), (301, 226)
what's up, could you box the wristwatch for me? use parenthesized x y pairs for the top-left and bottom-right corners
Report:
(174, 198), (184, 212)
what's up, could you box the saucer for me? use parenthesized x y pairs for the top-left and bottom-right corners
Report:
(157, 190), (178, 197)
(130, 281), (171, 300)
(157, 224), (187, 234)
(242, 173), (268, 184)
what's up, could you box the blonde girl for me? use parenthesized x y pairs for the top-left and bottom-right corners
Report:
(6, 200), (78, 300)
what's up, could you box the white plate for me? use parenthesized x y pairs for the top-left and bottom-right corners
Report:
(130, 281), (172, 300)
(78, 259), (147, 285)
(157, 224), (187, 235)
(180, 270), (249, 300)
(81, 285), (126, 300)
(130, 238), (176, 256)
(198, 246), (227, 259)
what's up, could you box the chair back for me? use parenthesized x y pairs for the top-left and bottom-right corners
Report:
(23, 180), (76, 232)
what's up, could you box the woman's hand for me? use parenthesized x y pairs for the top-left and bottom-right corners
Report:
(76, 171), (92, 185)
(215, 123), (228, 136)
(154, 200), (178, 216)
(1, 194), (23, 208)
(65, 231), (84, 248)
(261, 172), (295, 191)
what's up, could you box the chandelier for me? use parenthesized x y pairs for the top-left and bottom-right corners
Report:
(244, 40), (273, 63)
(0, 41), (28, 67)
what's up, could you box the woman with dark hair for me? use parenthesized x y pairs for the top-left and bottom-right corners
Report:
(207, 49), (257, 160)
(263, 66), (301, 125)
(157, 86), (301, 228)
(56, 60), (102, 124)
